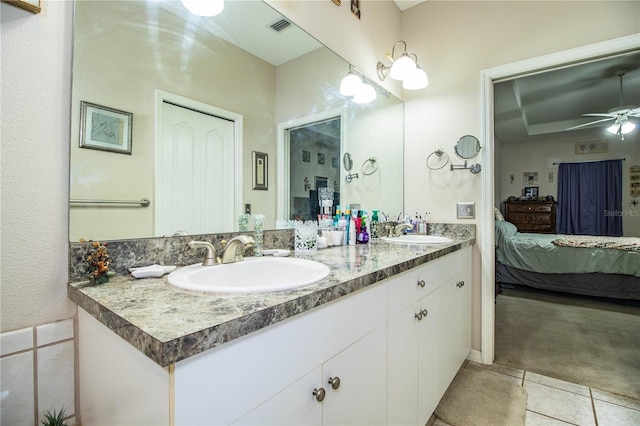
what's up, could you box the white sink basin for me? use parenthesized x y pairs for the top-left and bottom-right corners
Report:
(168, 257), (331, 294)
(381, 235), (453, 244)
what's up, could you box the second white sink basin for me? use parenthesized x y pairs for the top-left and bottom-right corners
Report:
(381, 235), (453, 244)
(168, 257), (331, 294)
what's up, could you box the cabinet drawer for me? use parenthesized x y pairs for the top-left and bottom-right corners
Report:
(508, 213), (550, 224)
(387, 247), (471, 317)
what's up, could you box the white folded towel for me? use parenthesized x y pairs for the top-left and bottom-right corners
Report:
(263, 249), (291, 257)
(129, 264), (176, 279)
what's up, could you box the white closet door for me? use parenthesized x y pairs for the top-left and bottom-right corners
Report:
(157, 102), (235, 236)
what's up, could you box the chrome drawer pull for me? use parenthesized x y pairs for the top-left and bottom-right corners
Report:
(313, 387), (326, 402)
(417, 280), (426, 288)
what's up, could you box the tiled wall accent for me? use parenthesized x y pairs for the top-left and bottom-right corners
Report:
(1, 319), (76, 426)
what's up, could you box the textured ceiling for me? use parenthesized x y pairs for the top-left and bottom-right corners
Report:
(494, 51), (640, 143)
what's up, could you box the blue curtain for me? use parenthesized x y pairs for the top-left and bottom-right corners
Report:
(557, 159), (622, 236)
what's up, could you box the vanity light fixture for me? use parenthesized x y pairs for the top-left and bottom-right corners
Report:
(180, 0), (224, 17)
(339, 67), (377, 104)
(377, 41), (429, 90)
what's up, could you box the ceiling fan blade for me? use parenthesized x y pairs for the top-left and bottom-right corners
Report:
(566, 117), (615, 131)
(582, 113), (614, 118)
(628, 107), (640, 117)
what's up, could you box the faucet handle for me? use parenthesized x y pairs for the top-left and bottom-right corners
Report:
(188, 240), (220, 266)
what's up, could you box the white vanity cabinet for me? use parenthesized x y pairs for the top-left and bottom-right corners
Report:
(387, 247), (472, 426)
(173, 282), (388, 426)
(77, 245), (472, 426)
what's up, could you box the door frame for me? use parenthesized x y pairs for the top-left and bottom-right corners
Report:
(479, 34), (640, 364)
(276, 108), (345, 221)
(154, 90), (243, 235)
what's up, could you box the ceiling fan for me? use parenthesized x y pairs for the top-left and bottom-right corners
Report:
(567, 68), (640, 140)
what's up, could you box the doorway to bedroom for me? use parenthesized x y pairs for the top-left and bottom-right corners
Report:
(485, 40), (640, 401)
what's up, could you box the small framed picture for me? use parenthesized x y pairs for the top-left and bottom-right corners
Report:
(79, 101), (133, 155)
(252, 151), (268, 191)
(302, 150), (311, 163)
(524, 186), (539, 198)
(317, 152), (325, 165)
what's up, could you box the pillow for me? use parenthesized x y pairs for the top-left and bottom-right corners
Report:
(494, 207), (505, 221)
(495, 220), (518, 241)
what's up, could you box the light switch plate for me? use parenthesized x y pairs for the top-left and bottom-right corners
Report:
(456, 202), (475, 219)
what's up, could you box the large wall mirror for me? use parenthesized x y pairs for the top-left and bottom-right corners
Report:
(69, 0), (404, 241)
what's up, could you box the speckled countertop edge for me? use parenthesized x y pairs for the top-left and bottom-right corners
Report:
(68, 238), (475, 367)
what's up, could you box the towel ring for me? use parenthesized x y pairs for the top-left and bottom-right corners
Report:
(361, 157), (379, 176)
(426, 149), (449, 170)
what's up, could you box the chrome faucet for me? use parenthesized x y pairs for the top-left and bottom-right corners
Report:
(188, 241), (220, 266)
(219, 235), (254, 264)
(393, 223), (413, 237)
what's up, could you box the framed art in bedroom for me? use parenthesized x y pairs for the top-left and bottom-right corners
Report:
(524, 186), (539, 198)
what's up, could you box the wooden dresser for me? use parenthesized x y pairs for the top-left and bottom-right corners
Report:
(504, 200), (557, 234)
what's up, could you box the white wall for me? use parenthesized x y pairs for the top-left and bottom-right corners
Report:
(402, 1), (640, 350)
(499, 130), (640, 237)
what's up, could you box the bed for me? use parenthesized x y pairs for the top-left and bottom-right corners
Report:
(495, 220), (640, 300)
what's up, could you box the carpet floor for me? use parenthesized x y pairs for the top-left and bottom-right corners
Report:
(495, 287), (640, 400)
(434, 364), (527, 426)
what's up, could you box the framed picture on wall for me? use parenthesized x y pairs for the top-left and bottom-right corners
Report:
(79, 101), (133, 154)
(524, 186), (539, 198)
(252, 151), (268, 190)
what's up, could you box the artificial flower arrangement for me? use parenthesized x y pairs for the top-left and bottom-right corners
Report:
(83, 240), (114, 284)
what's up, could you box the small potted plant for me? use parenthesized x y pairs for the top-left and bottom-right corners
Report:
(41, 408), (68, 426)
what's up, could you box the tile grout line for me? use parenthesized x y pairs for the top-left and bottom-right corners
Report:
(590, 387), (599, 426)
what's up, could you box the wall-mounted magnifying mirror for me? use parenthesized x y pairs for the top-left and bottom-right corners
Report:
(454, 135), (481, 159)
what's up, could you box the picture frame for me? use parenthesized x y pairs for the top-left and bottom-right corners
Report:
(524, 186), (539, 198)
(79, 101), (133, 155)
(302, 150), (310, 163)
(3, 0), (41, 14)
(317, 152), (325, 165)
(252, 151), (268, 190)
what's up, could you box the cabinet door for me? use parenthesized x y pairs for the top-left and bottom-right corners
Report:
(388, 304), (419, 425)
(323, 325), (387, 426)
(437, 269), (472, 395)
(232, 367), (322, 426)
(417, 289), (441, 425)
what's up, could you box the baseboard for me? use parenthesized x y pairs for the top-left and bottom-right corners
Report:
(466, 349), (483, 364)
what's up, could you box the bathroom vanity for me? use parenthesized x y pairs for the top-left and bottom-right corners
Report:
(69, 236), (474, 425)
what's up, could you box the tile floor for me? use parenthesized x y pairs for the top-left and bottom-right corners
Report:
(433, 361), (640, 426)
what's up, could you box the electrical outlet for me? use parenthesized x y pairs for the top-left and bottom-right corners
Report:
(456, 202), (475, 219)
(245, 204), (251, 214)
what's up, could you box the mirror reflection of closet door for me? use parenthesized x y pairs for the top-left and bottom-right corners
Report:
(156, 102), (236, 236)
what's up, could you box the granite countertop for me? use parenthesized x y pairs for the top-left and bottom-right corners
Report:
(68, 237), (475, 367)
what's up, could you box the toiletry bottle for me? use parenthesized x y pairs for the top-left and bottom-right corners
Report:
(371, 210), (379, 239)
(345, 209), (352, 245)
(349, 214), (356, 245)
(357, 215), (369, 244)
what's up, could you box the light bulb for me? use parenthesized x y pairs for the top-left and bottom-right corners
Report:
(353, 82), (377, 104)
(402, 66), (429, 90)
(339, 72), (362, 97)
(607, 123), (619, 134)
(180, 0), (224, 17)
(389, 53), (416, 81)
(621, 121), (636, 134)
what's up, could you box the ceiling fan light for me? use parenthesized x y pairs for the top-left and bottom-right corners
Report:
(180, 0), (224, 17)
(339, 72), (362, 97)
(620, 121), (636, 134)
(606, 123), (620, 135)
(389, 53), (416, 81)
(402, 66), (429, 90)
(353, 82), (377, 104)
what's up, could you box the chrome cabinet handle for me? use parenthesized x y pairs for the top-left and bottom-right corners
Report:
(414, 309), (428, 320)
(313, 387), (326, 402)
(456, 281), (465, 288)
(328, 376), (341, 390)
(417, 279), (426, 288)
